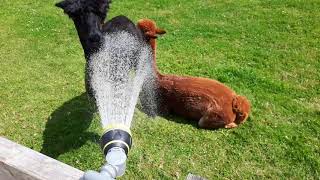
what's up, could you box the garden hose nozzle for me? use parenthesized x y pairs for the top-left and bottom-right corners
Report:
(100, 126), (132, 156)
(83, 124), (132, 180)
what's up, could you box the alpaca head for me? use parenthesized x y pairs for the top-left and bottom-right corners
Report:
(232, 95), (251, 124)
(56, 0), (111, 22)
(137, 19), (166, 40)
(56, 0), (111, 54)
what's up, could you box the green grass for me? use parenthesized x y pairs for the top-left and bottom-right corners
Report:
(1, 0), (319, 179)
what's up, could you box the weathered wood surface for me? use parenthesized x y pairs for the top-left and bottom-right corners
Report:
(0, 137), (84, 180)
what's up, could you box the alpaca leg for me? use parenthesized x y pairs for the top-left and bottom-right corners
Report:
(225, 122), (238, 129)
(198, 116), (211, 129)
(198, 111), (225, 129)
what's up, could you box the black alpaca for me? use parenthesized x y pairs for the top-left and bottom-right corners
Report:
(55, 0), (145, 103)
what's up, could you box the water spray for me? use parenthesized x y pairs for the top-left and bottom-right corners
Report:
(83, 32), (154, 180)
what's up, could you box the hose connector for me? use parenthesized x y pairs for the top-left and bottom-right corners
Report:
(83, 124), (132, 180)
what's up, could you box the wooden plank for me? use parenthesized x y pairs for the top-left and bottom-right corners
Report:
(0, 137), (84, 180)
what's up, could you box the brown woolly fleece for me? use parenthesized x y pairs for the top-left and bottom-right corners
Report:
(137, 19), (251, 129)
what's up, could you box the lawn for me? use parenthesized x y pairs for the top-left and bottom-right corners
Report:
(0, 0), (319, 179)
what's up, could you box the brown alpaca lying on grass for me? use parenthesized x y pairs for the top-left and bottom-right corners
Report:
(137, 19), (251, 129)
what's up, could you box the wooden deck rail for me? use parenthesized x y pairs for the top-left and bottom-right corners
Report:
(0, 137), (83, 180)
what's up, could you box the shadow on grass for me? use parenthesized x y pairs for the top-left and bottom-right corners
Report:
(162, 114), (253, 131)
(163, 114), (199, 128)
(41, 93), (99, 159)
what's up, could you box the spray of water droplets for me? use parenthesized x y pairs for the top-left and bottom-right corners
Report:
(89, 31), (155, 128)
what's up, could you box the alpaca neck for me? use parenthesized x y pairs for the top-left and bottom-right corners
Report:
(73, 18), (103, 60)
(150, 38), (162, 78)
(73, 20), (90, 55)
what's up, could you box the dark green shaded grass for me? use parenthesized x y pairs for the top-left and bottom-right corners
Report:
(0, 0), (319, 179)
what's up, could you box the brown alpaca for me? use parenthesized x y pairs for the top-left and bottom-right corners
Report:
(137, 19), (251, 129)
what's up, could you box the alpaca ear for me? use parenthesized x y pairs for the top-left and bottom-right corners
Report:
(98, 0), (112, 4)
(137, 19), (144, 26)
(55, 0), (68, 9)
(145, 31), (158, 39)
(156, 28), (166, 35)
(97, 0), (112, 12)
(55, 0), (80, 16)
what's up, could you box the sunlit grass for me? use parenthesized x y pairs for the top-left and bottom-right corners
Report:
(0, 0), (319, 179)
